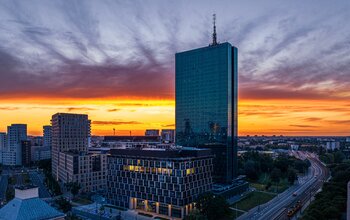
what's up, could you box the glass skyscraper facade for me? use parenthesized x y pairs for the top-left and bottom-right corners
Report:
(175, 42), (238, 184)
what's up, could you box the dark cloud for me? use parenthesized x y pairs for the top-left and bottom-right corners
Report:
(0, 1), (349, 101)
(92, 120), (142, 126)
(289, 124), (319, 128)
(0, 107), (19, 111)
(161, 124), (175, 127)
(107, 109), (121, 112)
(67, 107), (96, 112)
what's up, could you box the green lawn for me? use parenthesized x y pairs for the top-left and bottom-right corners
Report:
(250, 173), (290, 193)
(231, 209), (245, 219)
(72, 197), (93, 205)
(231, 191), (276, 211)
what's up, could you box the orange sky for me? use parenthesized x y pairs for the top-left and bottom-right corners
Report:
(0, 98), (349, 136)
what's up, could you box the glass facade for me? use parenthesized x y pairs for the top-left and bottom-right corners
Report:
(175, 42), (238, 183)
(106, 148), (213, 219)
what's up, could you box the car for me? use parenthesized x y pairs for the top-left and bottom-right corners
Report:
(292, 192), (298, 197)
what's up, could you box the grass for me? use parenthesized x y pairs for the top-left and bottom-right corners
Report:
(230, 209), (245, 219)
(231, 191), (276, 211)
(250, 183), (266, 191)
(250, 173), (291, 194)
(72, 197), (93, 205)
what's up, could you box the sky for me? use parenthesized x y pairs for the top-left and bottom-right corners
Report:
(0, 0), (349, 136)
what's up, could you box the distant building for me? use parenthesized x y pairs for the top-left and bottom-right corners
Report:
(29, 136), (43, 146)
(0, 185), (65, 220)
(0, 132), (6, 164)
(106, 147), (213, 219)
(31, 146), (51, 161)
(161, 129), (175, 143)
(145, 129), (160, 137)
(43, 125), (52, 148)
(175, 25), (238, 184)
(290, 144), (299, 150)
(21, 140), (31, 166)
(51, 113), (106, 192)
(3, 124), (27, 166)
(346, 137), (350, 143)
(326, 142), (340, 151)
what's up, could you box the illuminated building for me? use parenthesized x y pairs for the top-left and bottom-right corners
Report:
(106, 147), (213, 219)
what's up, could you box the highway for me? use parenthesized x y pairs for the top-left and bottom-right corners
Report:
(237, 151), (329, 220)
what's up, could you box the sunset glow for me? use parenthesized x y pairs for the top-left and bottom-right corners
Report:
(0, 0), (349, 136)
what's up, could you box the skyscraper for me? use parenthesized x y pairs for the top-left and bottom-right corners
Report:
(51, 113), (90, 180)
(43, 125), (52, 148)
(175, 17), (238, 184)
(0, 132), (6, 164)
(51, 113), (106, 192)
(3, 124), (27, 165)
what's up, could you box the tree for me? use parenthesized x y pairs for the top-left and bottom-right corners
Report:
(56, 197), (72, 213)
(244, 160), (258, 181)
(334, 151), (345, 163)
(287, 169), (297, 185)
(66, 182), (81, 199)
(196, 192), (232, 220)
(185, 210), (207, 220)
(270, 168), (281, 183)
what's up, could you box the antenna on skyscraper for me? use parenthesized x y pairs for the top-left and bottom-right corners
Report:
(211, 13), (218, 46)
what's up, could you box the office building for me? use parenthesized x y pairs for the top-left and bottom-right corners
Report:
(107, 147), (213, 219)
(175, 19), (238, 183)
(145, 129), (160, 137)
(21, 140), (31, 166)
(326, 141), (340, 151)
(3, 124), (27, 165)
(51, 113), (90, 179)
(51, 113), (106, 192)
(31, 146), (51, 161)
(0, 132), (6, 164)
(43, 125), (52, 148)
(161, 129), (175, 143)
(0, 185), (65, 220)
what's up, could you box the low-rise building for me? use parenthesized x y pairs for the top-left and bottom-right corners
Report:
(57, 152), (107, 193)
(106, 147), (213, 219)
(31, 146), (51, 161)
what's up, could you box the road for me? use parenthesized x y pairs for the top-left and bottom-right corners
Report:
(29, 171), (51, 198)
(237, 151), (329, 220)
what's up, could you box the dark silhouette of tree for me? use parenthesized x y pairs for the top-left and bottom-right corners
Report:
(195, 192), (232, 220)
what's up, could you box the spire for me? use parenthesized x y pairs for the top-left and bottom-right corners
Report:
(211, 14), (218, 46)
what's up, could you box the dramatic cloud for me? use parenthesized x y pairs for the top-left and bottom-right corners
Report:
(107, 109), (121, 112)
(67, 107), (96, 112)
(161, 124), (175, 127)
(289, 124), (319, 128)
(0, 0), (349, 101)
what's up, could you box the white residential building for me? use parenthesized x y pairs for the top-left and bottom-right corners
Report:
(3, 124), (27, 166)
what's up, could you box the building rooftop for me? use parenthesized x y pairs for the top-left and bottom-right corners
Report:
(0, 186), (65, 220)
(104, 136), (160, 142)
(109, 146), (212, 159)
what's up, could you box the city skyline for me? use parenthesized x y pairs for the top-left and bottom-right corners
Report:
(0, 0), (350, 136)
